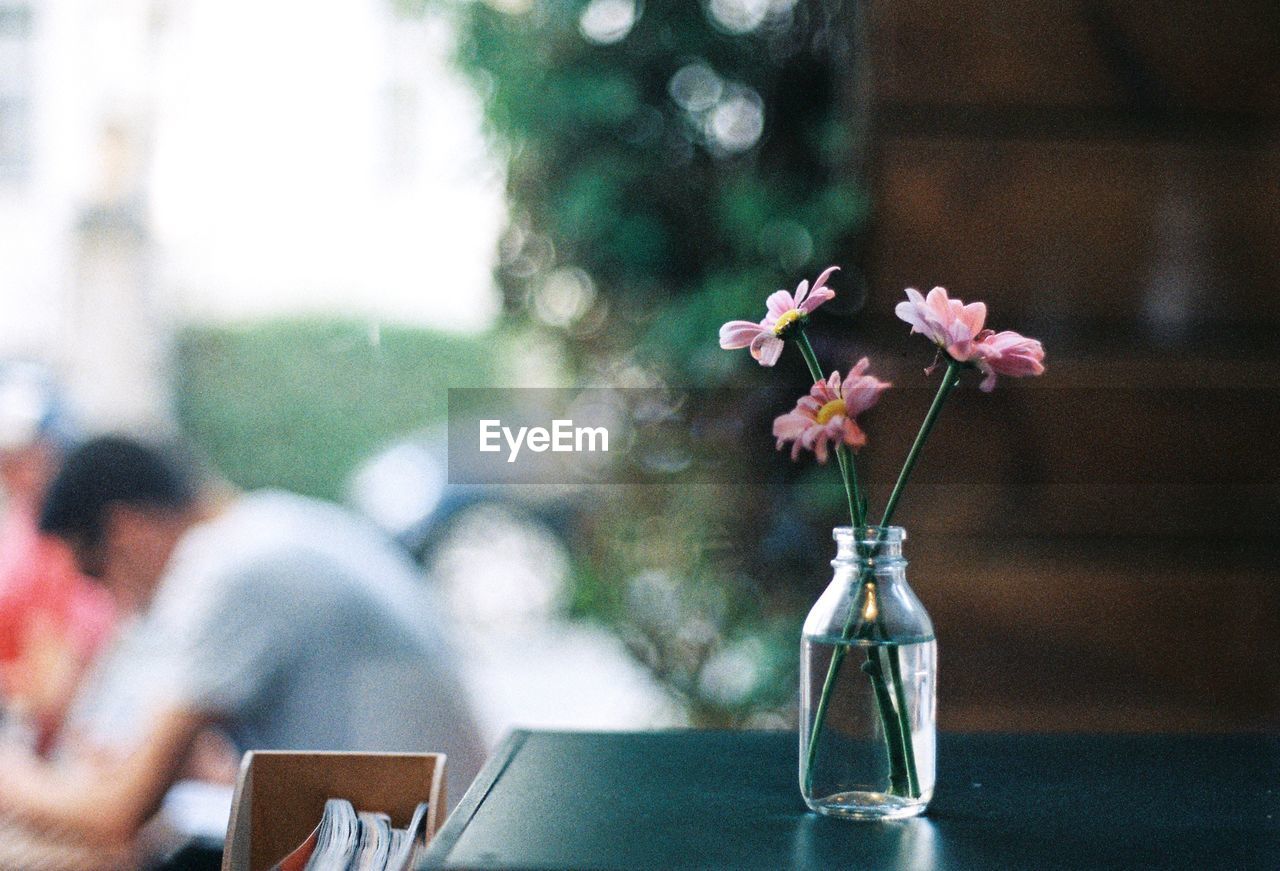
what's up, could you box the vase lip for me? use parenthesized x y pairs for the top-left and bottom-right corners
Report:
(832, 525), (906, 542)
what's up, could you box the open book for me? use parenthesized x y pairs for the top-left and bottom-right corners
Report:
(271, 799), (432, 871)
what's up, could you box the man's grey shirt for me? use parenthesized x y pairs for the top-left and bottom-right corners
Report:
(69, 490), (485, 805)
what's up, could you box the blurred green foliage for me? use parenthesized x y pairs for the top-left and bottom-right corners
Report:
(427, 0), (868, 724)
(440, 0), (867, 377)
(175, 319), (492, 501)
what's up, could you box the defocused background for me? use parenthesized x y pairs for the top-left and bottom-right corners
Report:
(1, 0), (1276, 743)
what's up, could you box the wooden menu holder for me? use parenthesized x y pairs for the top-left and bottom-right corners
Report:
(222, 751), (446, 871)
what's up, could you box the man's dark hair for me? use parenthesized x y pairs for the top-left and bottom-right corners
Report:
(39, 435), (200, 554)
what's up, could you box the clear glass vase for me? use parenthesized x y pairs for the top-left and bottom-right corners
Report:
(799, 525), (936, 819)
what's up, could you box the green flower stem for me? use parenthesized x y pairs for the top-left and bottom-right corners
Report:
(886, 642), (921, 796)
(836, 445), (865, 528)
(871, 356), (962, 799)
(793, 328), (825, 384)
(834, 448), (862, 529)
(863, 642), (911, 795)
(803, 639), (845, 793)
(879, 358), (961, 529)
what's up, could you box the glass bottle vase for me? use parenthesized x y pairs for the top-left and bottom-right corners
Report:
(799, 526), (936, 819)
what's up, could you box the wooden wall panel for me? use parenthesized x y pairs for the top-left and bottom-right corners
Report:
(856, 0), (1280, 732)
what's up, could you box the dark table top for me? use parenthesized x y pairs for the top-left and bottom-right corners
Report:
(420, 730), (1279, 871)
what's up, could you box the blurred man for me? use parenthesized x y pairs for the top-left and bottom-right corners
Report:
(0, 363), (114, 752)
(0, 435), (485, 845)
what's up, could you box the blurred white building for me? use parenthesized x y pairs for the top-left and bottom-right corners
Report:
(0, 0), (503, 431)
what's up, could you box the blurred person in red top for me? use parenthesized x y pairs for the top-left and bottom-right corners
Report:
(0, 362), (114, 752)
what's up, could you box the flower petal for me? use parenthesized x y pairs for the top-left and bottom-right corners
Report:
(841, 418), (867, 450)
(957, 301), (988, 338)
(718, 320), (765, 349)
(921, 287), (955, 338)
(796, 395), (823, 416)
(978, 330), (1046, 377)
(772, 411), (811, 443)
(924, 286), (951, 314)
(895, 288), (931, 334)
(844, 378), (890, 417)
(844, 356), (871, 382)
(811, 265), (840, 293)
(750, 333), (785, 366)
(808, 378), (836, 403)
(839, 358), (890, 416)
(970, 330), (1046, 390)
(812, 431), (830, 464)
(765, 290), (797, 319)
(798, 286), (835, 315)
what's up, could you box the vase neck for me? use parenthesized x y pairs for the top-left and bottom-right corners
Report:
(832, 525), (906, 565)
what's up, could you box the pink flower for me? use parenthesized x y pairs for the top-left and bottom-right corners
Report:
(893, 287), (988, 362)
(973, 330), (1046, 392)
(895, 287), (1047, 390)
(719, 266), (840, 366)
(772, 358), (890, 462)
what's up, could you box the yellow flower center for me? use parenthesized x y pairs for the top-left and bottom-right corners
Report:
(771, 309), (803, 336)
(815, 398), (846, 424)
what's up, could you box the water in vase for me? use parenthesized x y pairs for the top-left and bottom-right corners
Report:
(800, 636), (936, 819)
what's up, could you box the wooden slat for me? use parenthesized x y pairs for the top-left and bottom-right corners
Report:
(908, 537), (1280, 732)
(865, 137), (1280, 324)
(867, 0), (1280, 115)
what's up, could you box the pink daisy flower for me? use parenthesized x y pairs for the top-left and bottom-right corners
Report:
(893, 286), (988, 363)
(719, 266), (840, 366)
(772, 358), (891, 463)
(972, 330), (1046, 392)
(895, 287), (1047, 390)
